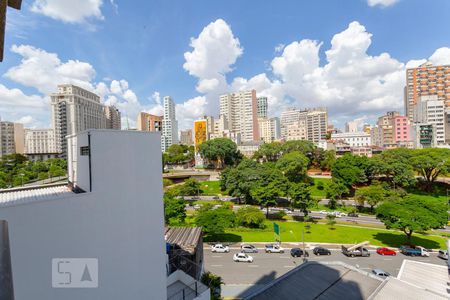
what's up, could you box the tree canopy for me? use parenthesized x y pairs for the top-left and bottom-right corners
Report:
(289, 182), (314, 216)
(410, 148), (450, 188)
(331, 154), (371, 187)
(376, 197), (447, 244)
(195, 205), (236, 235)
(354, 184), (389, 211)
(179, 178), (203, 196)
(198, 138), (242, 169)
(235, 206), (266, 228)
(163, 195), (186, 225)
(164, 144), (194, 165)
(276, 151), (309, 183)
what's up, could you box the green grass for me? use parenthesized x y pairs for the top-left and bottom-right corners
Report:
(310, 177), (331, 199)
(200, 180), (227, 195)
(205, 220), (446, 249)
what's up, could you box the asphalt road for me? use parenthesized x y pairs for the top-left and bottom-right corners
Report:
(204, 245), (448, 298)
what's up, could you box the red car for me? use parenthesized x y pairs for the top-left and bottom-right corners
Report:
(376, 247), (396, 256)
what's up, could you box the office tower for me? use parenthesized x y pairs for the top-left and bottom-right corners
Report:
(345, 121), (358, 133)
(404, 62), (450, 121)
(306, 108), (328, 143)
(414, 95), (445, 145)
(137, 112), (162, 132)
(161, 96), (178, 152)
(257, 96), (268, 118)
(0, 121), (24, 157)
(104, 105), (121, 130)
(219, 90), (259, 143)
(259, 117), (280, 143)
(24, 129), (58, 161)
(180, 129), (193, 145)
(50, 84), (107, 157)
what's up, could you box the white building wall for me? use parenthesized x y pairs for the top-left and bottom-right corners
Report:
(161, 96), (179, 152)
(331, 132), (371, 147)
(0, 130), (166, 300)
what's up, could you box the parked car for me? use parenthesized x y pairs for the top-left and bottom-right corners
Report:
(233, 252), (253, 263)
(319, 210), (328, 215)
(372, 269), (390, 277)
(265, 244), (285, 253)
(437, 250), (448, 260)
(290, 248), (309, 257)
(376, 247), (396, 256)
(347, 213), (359, 217)
(211, 244), (230, 253)
(241, 244), (258, 253)
(399, 245), (430, 257)
(313, 247), (331, 256)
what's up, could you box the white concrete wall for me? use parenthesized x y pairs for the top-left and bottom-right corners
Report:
(0, 130), (166, 300)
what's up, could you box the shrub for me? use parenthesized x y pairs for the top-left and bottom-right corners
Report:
(236, 206), (266, 228)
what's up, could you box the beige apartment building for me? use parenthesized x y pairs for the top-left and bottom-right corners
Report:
(24, 129), (58, 161)
(180, 129), (193, 145)
(219, 90), (260, 142)
(104, 105), (121, 130)
(0, 121), (24, 157)
(280, 107), (328, 143)
(137, 112), (162, 132)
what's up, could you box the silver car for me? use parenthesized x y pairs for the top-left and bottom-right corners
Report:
(372, 269), (390, 277)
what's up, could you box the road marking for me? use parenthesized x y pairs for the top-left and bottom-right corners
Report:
(280, 256), (290, 259)
(284, 265), (294, 268)
(360, 267), (371, 270)
(248, 265), (259, 268)
(383, 258), (393, 261)
(211, 264), (223, 267)
(212, 255), (222, 258)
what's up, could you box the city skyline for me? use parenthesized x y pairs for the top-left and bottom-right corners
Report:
(0, 0), (450, 131)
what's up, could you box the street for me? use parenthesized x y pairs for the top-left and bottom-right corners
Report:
(204, 244), (448, 298)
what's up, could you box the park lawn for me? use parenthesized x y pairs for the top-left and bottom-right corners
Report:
(200, 180), (227, 195)
(206, 221), (446, 249)
(310, 177), (331, 199)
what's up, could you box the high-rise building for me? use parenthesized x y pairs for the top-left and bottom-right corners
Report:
(0, 121), (24, 157)
(180, 129), (193, 145)
(306, 108), (328, 143)
(161, 96), (178, 152)
(412, 123), (434, 148)
(104, 105), (121, 130)
(404, 62), (450, 121)
(219, 90), (259, 143)
(24, 129), (58, 161)
(345, 121), (359, 133)
(258, 117), (280, 143)
(280, 108), (302, 138)
(137, 112), (163, 132)
(257, 96), (268, 118)
(375, 111), (400, 147)
(414, 95), (446, 145)
(51, 84), (107, 156)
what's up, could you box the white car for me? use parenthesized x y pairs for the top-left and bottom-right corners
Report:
(211, 244), (230, 253)
(265, 244), (285, 253)
(233, 252), (253, 263)
(319, 210), (328, 215)
(438, 250), (448, 260)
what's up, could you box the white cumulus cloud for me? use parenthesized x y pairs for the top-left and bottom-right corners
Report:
(367, 0), (399, 7)
(30, 0), (104, 24)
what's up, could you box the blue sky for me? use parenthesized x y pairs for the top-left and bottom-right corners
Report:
(1, 0), (450, 130)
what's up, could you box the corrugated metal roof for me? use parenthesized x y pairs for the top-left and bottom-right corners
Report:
(0, 185), (74, 207)
(165, 227), (202, 255)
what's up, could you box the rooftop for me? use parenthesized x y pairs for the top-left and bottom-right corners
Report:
(0, 184), (74, 208)
(165, 227), (202, 255)
(245, 261), (382, 300)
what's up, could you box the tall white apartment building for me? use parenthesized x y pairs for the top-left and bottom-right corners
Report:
(104, 105), (121, 130)
(307, 109), (328, 143)
(0, 121), (24, 157)
(24, 129), (58, 161)
(259, 117), (280, 143)
(219, 90), (259, 143)
(414, 95), (446, 145)
(51, 84), (107, 156)
(286, 118), (307, 141)
(280, 108), (302, 138)
(161, 96), (178, 152)
(257, 96), (268, 118)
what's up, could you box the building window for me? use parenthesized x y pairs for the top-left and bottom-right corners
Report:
(80, 146), (90, 156)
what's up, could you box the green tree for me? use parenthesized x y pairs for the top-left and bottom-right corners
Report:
(331, 154), (370, 187)
(195, 206), (235, 235)
(163, 195), (186, 225)
(201, 272), (223, 300)
(165, 144), (195, 165)
(320, 150), (336, 171)
(179, 178), (202, 196)
(376, 197), (447, 245)
(49, 164), (65, 177)
(276, 151), (309, 183)
(325, 181), (349, 209)
(410, 148), (450, 189)
(371, 149), (416, 188)
(253, 142), (283, 162)
(198, 138), (242, 169)
(326, 214), (336, 229)
(282, 140), (315, 157)
(289, 183), (314, 217)
(235, 206), (266, 228)
(354, 184), (387, 212)
(251, 182), (280, 217)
